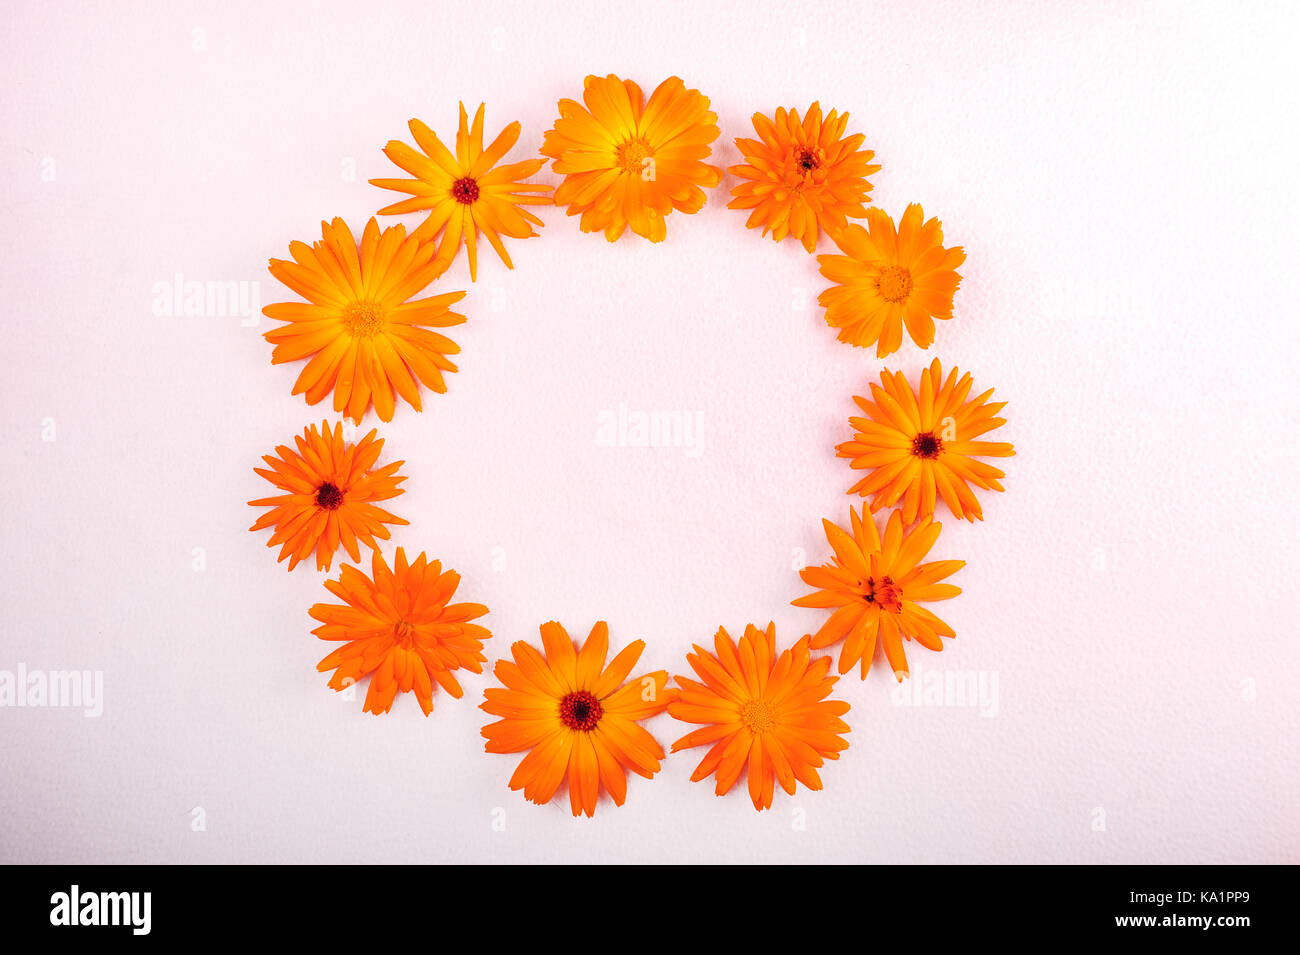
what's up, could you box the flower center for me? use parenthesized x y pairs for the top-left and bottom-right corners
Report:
(740, 699), (776, 734)
(876, 266), (913, 304)
(911, 431), (943, 459)
(615, 138), (654, 175)
(315, 482), (344, 510)
(795, 147), (821, 172)
(451, 176), (480, 204)
(392, 619), (416, 648)
(559, 690), (604, 732)
(341, 300), (385, 338)
(863, 575), (904, 613)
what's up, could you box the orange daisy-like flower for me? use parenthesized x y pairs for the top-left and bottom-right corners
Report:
(263, 217), (466, 422)
(793, 505), (963, 681)
(480, 621), (672, 817)
(728, 103), (881, 253)
(312, 548), (491, 716)
(540, 74), (723, 242)
(839, 359), (1015, 523)
(668, 623), (850, 811)
(817, 203), (965, 356)
(371, 103), (552, 282)
(248, 420), (407, 572)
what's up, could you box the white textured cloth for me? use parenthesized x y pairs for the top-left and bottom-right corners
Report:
(0, 0), (1295, 863)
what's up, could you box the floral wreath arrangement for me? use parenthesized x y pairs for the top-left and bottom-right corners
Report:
(249, 75), (1015, 816)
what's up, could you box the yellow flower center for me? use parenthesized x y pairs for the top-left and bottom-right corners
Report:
(740, 699), (776, 734)
(342, 300), (385, 338)
(615, 137), (654, 175)
(876, 266), (913, 304)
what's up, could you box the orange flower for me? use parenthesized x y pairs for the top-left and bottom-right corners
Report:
(481, 621), (672, 817)
(371, 103), (552, 281)
(839, 359), (1014, 523)
(669, 623), (850, 811)
(541, 74), (722, 242)
(728, 103), (880, 253)
(312, 548), (490, 715)
(793, 505), (963, 680)
(248, 420), (407, 572)
(817, 203), (965, 356)
(263, 217), (466, 422)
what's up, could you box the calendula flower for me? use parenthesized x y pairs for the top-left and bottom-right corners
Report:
(312, 548), (490, 715)
(839, 359), (1014, 523)
(541, 74), (722, 242)
(263, 217), (466, 422)
(728, 102), (881, 253)
(793, 505), (963, 680)
(817, 203), (965, 356)
(669, 623), (850, 811)
(371, 103), (552, 281)
(481, 621), (672, 817)
(248, 420), (408, 572)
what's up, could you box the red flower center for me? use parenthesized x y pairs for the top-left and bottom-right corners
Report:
(451, 177), (480, 204)
(795, 147), (821, 172)
(863, 575), (904, 613)
(911, 431), (943, 459)
(315, 482), (345, 510)
(559, 690), (603, 731)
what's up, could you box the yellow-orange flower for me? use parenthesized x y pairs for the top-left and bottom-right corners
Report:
(793, 505), (963, 680)
(541, 74), (722, 242)
(839, 359), (1014, 523)
(817, 203), (965, 356)
(248, 420), (408, 572)
(669, 623), (850, 811)
(728, 103), (881, 253)
(263, 217), (466, 422)
(481, 621), (672, 817)
(371, 103), (552, 281)
(312, 548), (490, 715)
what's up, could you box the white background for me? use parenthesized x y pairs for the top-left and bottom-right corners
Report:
(1, 0), (1296, 863)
